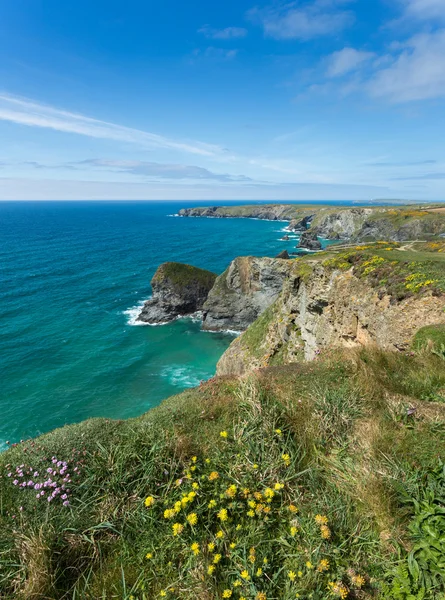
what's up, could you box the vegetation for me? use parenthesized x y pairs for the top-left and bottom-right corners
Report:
(1, 345), (445, 599)
(320, 242), (445, 301)
(152, 262), (217, 290)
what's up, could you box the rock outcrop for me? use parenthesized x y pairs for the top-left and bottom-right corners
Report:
(287, 215), (314, 231)
(298, 230), (322, 251)
(138, 262), (217, 324)
(217, 258), (445, 376)
(275, 250), (291, 259)
(201, 257), (293, 332)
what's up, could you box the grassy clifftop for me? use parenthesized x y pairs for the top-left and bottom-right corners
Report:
(1, 345), (445, 599)
(152, 262), (217, 290)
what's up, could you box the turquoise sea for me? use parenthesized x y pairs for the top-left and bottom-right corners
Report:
(0, 200), (367, 449)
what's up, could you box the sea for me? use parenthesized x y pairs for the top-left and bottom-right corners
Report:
(0, 200), (378, 449)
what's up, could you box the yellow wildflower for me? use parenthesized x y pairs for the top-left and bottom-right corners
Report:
(328, 582), (349, 599)
(288, 504), (298, 513)
(230, 542), (236, 549)
(213, 553), (222, 564)
(290, 526), (298, 536)
(160, 592), (167, 598)
(275, 428), (282, 435)
(145, 552), (153, 559)
(248, 500), (257, 509)
(191, 542), (200, 556)
(240, 570), (250, 580)
(187, 513), (198, 526)
(175, 478), (182, 486)
(306, 561), (313, 569)
(282, 453), (291, 466)
(144, 496), (155, 507)
(288, 571), (296, 582)
(190, 466), (196, 472)
(205, 458), (210, 464)
(234, 580), (242, 587)
(172, 523), (183, 536)
(192, 456), (197, 463)
(274, 482), (284, 491)
(242, 488), (250, 497)
(187, 491), (196, 501)
(174, 501), (181, 513)
(320, 525), (331, 539)
(208, 471), (219, 481)
(264, 488), (275, 500)
(253, 464), (259, 469)
(164, 508), (176, 519)
(216, 529), (225, 538)
(236, 524), (242, 531)
(226, 484), (237, 498)
(217, 508), (228, 522)
(256, 593), (266, 600)
(256, 568), (263, 577)
(254, 491), (263, 500)
(249, 553), (256, 564)
(220, 431), (228, 438)
(263, 506), (271, 514)
(351, 574), (366, 588)
(318, 559), (330, 573)
(192, 482), (199, 490)
(315, 514), (329, 525)
(263, 557), (268, 565)
(208, 499), (217, 508)
(207, 565), (215, 575)
(247, 510), (255, 517)
(222, 591), (232, 598)
(208, 541), (215, 551)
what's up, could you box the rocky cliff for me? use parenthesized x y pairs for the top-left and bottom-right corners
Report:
(137, 262), (217, 324)
(201, 256), (293, 332)
(217, 243), (445, 376)
(179, 204), (445, 243)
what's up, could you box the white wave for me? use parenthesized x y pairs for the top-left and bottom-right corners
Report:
(123, 299), (150, 326)
(204, 328), (241, 336)
(161, 365), (209, 388)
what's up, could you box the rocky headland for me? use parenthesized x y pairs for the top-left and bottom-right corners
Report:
(179, 203), (445, 244)
(137, 262), (216, 324)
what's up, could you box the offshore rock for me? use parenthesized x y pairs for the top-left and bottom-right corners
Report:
(275, 250), (291, 259)
(138, 262), (217, 324)
(201, 257), (292, 332)
(298, 230), (322, 250)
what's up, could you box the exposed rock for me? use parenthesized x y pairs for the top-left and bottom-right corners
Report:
(298, 230), (322, 251)
(280, 235), (290, 241)
(288, 215), (314, 231)
(216, 261), (445, 376)
(138, 262), (217, 324)
(201, 257), (293, 332)
(275, 250), (291, 259)
(179, 205), (302, 221)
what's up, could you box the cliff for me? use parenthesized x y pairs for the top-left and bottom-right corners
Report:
(202, 256), (293, 331)
(137, 262), (216, 324)
(217, 241), (445, 376)
(179, 204), (445, 243)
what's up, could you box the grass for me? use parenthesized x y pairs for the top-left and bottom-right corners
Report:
(152, 262), (217, 290)
(1, 347), (445, 599)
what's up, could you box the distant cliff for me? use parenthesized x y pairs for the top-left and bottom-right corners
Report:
(179, 204), (445, 243)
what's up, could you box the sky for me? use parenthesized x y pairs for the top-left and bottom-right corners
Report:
(1, 0), (445, 201)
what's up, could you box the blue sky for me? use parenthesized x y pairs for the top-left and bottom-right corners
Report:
(1, 0), (445, 200)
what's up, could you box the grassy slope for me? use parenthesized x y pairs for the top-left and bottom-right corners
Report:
(1, 348), (445, 599)
(152, 262), (217, 289)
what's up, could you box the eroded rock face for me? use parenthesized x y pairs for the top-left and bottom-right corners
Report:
(298, 230), (322, 251)
(216, 262), (445, 376)
(138, 262), (217, 324)
(201, 257), (293, 332)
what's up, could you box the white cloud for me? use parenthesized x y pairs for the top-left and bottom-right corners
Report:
(326, 47), (375, 77)
(367, 30), (445, 102)
(199, 25), (248, 39)
(248, 0), (354, 41)
(77, 159), (252, 182)
(402, 0), (445, 20)
(0, 93), (223, 157)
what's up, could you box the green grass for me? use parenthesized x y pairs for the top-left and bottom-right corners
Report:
(1, 349), (445, 599)
(412, 324), (445, 353)
(152, 262), (217, 290)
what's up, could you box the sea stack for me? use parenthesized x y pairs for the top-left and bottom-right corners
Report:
(298, 230), (322, 251)
(138, 262), (217, 324)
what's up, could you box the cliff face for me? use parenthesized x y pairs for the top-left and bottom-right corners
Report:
(138, 262), (217, 324)
(179, 204), (307, 221)
(217, 252), (445, 376)
(201, 256), (293, 332)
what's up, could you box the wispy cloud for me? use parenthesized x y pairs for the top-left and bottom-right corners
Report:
(0, 93), (223, 157)
(248, 0), (354, 41)
(367, 30), (445, 102)
(326, 47), (375, 77)
(392, 172), (445, 180)
(366, 159), (437, 167)
(77, 159), (252, 182)
(190, 47), (239, 60)
(199, 25), (248, 39)
(401, 0), (445, 21)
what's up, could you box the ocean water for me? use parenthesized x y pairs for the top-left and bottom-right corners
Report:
(0, 200), (357, 448)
